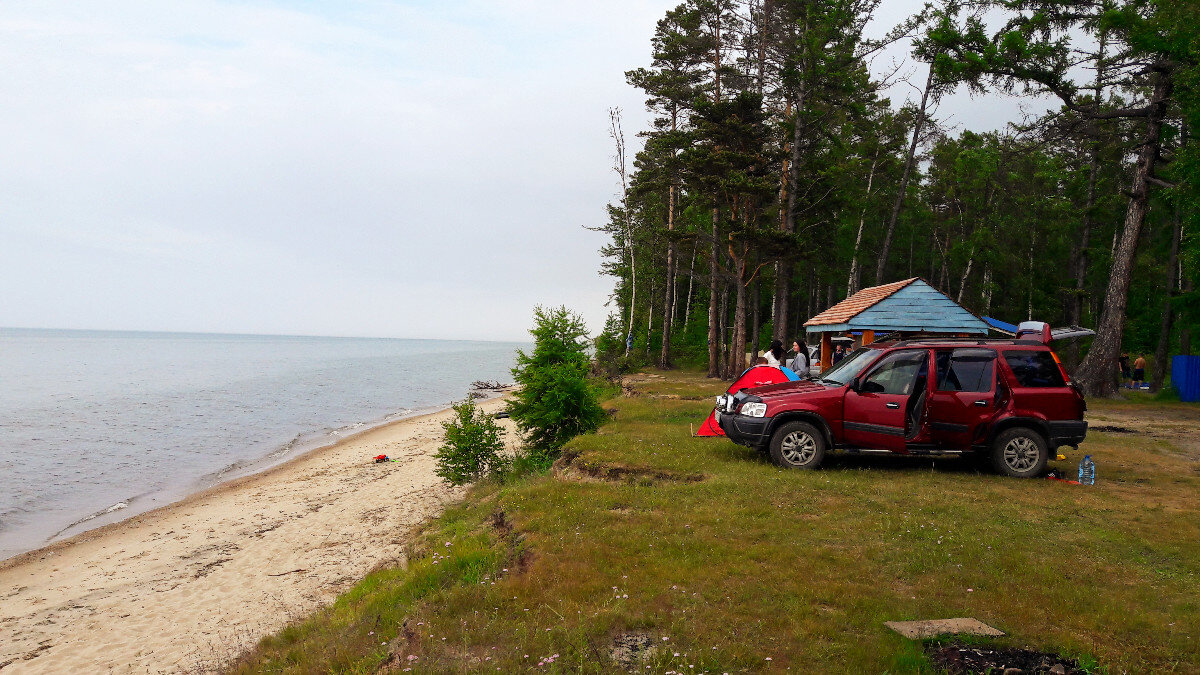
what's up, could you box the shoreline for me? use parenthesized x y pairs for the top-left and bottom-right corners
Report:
(0, 392), (516, 673)
(2, 390), (506, 564)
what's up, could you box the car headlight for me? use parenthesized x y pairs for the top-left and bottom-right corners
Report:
(740, 402), (767, 417)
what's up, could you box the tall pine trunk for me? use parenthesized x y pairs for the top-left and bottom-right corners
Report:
(1075, 70), (1173, 397)
(731, 258), (749, 377)
(1070, 32), (1105, 367)
(707, 207), (721, 378)
(846, 150), (880, 297)
(1151, 205), (1182, 392)
(660, 181), (677, 369)
(875, 62), (935, 285)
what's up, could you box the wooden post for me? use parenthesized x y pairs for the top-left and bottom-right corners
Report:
(862, 330), (875, 346)
(821, 333), (833, 370)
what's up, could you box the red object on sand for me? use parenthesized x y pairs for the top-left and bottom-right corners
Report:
(696, 366), (794, 437)
(1046, 476), (1080, 485)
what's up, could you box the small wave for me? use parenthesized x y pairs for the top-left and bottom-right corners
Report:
(50, 500), (132, 538)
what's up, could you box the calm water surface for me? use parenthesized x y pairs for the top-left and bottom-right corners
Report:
(0, 328), (521, 560)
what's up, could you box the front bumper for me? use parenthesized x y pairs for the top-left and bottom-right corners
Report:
(1048, 420), (1088, 448)
(717, 412), (772, 448)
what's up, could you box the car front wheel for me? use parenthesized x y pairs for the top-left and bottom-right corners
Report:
(769, 421), (826, 470)
(991, 427), (1049, 478)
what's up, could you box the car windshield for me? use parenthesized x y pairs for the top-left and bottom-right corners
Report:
(816, 347), (879, 385)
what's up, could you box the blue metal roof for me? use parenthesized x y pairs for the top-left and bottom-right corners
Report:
(806, 279), (988, 335)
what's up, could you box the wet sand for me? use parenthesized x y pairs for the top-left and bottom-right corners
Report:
(0, 395), (515, 673)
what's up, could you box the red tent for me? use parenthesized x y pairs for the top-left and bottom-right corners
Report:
(696, 366), (794, 436)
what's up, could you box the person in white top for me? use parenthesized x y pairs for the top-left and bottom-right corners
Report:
(764, 339), (785, 366)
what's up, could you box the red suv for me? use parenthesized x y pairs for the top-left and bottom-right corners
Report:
(715, 339), (1087, 477)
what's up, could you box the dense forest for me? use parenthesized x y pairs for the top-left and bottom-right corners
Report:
(594, 0), (1199, 397)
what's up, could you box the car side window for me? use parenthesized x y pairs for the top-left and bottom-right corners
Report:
(935, 348), (996, 393)
(859, 350), (928, 395)
(1003, 350), (1066, 387)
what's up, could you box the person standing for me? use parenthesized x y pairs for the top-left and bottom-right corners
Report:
(1119, 353), (1131, 388)
(833, 344), (846, 364)
(1133, 354), (1147, 389)
(790, 338), (810, 375)
(764, 339), (785, 367)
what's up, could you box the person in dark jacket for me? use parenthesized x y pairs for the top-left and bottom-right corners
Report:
(833, 344), (847, 364)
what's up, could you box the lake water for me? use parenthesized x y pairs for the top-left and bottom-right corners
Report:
(0, 328), (522, 560)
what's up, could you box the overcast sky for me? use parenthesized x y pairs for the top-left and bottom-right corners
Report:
(0, 1), (1052, 341)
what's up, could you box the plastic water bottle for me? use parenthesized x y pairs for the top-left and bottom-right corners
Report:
(1078, 455), (1095, 485)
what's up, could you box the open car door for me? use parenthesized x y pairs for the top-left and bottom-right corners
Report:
(842, 349), (930, 451)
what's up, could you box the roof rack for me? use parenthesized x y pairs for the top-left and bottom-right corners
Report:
(886, 337), (1043, 348)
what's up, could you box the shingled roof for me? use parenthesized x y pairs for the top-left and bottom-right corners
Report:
(803, 278), (988, 335)
(806, 278), (917, 327)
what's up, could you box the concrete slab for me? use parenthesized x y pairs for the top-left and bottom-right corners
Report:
(884, 618), (1005, 639)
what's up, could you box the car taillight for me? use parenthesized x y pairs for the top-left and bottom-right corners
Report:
(1050, 350), (1071, 382)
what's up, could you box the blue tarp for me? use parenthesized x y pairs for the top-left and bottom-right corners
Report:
(1172, 355), (1200, 402)
(982, 316), (1018, 335)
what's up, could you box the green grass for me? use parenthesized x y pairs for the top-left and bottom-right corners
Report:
(230, 370), (1200, 673)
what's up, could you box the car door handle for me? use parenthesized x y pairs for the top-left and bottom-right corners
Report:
(974, 400), (989, 406)
(886, 402), (900, 409)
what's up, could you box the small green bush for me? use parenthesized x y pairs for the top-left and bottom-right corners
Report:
(434, 397), (507, 486)
(508, 305), (606, 453)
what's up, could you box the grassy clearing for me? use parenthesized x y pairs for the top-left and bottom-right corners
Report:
(230, 371), (1200, 673)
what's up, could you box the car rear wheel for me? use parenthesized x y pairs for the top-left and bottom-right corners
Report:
(769, 421), (825, 470)
(991, 427), (1048, 478)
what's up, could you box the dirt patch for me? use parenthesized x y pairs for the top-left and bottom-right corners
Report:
(926, 641), (1084, 674)
(609, 632), (657, 671)
(1091, 425), (1139, 434)
(490, 509), (534, 576)
(553, 451), (705, 484)
(377, 619), (421, 673)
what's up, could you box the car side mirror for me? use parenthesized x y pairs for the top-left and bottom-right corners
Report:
(860, 380), (886, 394)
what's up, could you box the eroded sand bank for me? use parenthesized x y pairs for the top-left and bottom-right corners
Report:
(0, 395), (514, 673)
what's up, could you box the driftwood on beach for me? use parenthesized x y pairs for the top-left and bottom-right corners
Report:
(470, 380), (509, 391)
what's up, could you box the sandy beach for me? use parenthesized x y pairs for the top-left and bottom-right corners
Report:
(0, 394), (515, 674)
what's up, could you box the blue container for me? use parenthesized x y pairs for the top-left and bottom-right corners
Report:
(1172, 355), (1200, 402)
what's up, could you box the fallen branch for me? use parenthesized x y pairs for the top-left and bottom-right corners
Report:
(267, 569), (306, 577)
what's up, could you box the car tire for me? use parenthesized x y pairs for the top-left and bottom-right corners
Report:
(991, 427), (1049, 478)
(769, 421), (826, 470)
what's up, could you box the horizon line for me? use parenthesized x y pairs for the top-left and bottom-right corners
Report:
(0, 325), (529, 344)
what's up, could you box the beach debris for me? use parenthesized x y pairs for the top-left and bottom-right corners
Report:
(471, 380), (508, 391)
(375, 455), (390, 463)
(493, 411), (510, 419)
(884, 617), (1004, 639)
(1045, 471), (1081, 485)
